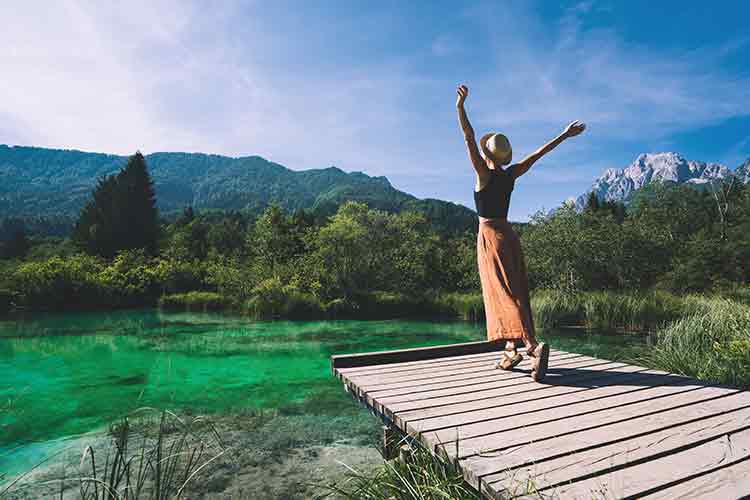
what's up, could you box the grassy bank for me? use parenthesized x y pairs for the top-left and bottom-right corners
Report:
(159, 287), (458, 320)
(529, 290), (750, 388)
(529, 290), (710, 332)
(644, 297), (750, 388)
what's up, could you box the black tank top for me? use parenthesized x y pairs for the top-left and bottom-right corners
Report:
(474, 167), (515, 218)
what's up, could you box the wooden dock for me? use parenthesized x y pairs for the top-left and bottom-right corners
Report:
(331, 341), (750, 499)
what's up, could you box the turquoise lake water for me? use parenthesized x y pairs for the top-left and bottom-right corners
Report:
(0, 309), (650, 478)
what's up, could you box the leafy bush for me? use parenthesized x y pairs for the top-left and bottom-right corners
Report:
(159, 291), (226, 311)
(204, 257), (257, 304)
(324, 297), (359, 317)
(153, 257), (207, 294)
(10, 254), (105, 309)
(245, 278), (324, 319)
(6, 252), (207, 310)
(97, 249), (161, 306)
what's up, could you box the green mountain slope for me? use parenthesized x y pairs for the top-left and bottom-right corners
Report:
(0, 145), (475, 234)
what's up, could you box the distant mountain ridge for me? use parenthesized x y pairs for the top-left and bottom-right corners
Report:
(572, 152), (750, 210)
(0, 145), (476, 234)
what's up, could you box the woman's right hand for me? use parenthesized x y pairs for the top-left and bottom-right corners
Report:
(456, 84), (469, 108)
(564, 120), (586, 138)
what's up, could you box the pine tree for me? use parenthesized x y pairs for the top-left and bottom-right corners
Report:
(73, 152), (159, 258)
(73, 174), (119, 257)
(116, 151), (159, 255)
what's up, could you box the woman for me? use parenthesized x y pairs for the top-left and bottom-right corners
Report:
(456, 84), (585, 381)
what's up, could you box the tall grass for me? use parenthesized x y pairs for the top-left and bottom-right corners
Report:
(243, 278), (324, 319)
(3, 409), (229, 500)
(530, 290), (584, 329)
(644, 297), (750, 388)
(530, 290), (710, 332)
(435, 292), (484, 322)
(320, 444), (480, 500)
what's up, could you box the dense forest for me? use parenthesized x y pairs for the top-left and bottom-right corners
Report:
(0, 144), (476, 235)
(1, 152), (749, 317)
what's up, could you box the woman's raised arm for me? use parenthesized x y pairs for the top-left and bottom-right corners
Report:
(511, 120), (586, 179)
(456, 85), (490, 178)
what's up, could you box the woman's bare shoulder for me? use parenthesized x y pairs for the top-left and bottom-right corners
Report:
(505, 163), (522, 178)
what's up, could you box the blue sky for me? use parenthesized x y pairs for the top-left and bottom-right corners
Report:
(2, 0), (749, 220)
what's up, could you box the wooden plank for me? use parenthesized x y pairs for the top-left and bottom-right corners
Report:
(349, 352), (578, 392)
(384, 363), (656, 416)
(393, 365), (659, 425)
(343, 350), (570, 384)
(549, 426), (750, 499)
(401, 371), (685, 433)
(337, 351), (507, 377)
(644, 455), (750, 500)
(371, 360), (631, 428)
(425, 380), (710, 451)
(482, 405), (750, 496)
(372, 359), (629, 406)
(337, 347), (543, 376)
(457, 389), (750, 484)
(331, 340), (504, 370)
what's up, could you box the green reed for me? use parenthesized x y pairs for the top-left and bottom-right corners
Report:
(644, 297), (750, 388)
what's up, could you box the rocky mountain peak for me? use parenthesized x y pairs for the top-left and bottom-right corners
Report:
(574, 152), (740, 210)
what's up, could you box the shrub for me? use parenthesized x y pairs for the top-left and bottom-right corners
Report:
(282, 288), (325, 319)
(10, 254), (105, 309)
(245, 277), (287, 318)
(324, 297), (359, 317)
(159, 291), (226, 311)
(153, 257), (207, 294)
(204, 257), (257, 304)
(245, 278), (324, 319)
(97, 249), (160, 306)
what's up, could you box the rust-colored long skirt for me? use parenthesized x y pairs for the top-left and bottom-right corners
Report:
(477, 219), (536, 343)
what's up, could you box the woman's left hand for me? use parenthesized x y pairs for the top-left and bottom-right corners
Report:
(564, 120), (586, 138)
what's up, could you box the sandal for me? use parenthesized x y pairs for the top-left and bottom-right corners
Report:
(529, 343), (550, 382)
(496, 350), (523, 371)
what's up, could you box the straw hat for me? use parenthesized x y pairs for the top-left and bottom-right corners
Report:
(480, 132), (512, 165)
